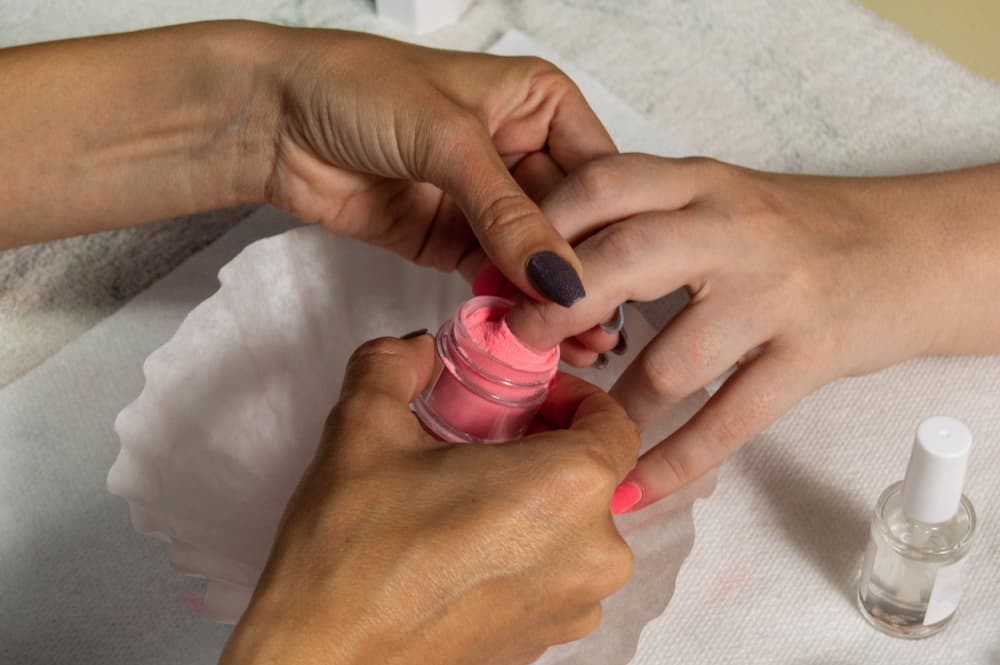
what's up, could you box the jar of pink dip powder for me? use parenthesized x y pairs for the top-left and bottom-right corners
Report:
(412, 295), (560, 443)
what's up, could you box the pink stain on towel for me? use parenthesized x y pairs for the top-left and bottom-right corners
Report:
(178, 591), (205, 613)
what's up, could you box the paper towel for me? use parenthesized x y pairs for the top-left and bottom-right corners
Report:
(107, 217), (714, 664)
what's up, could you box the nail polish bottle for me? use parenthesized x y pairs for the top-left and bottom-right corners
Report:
(412, 296), (559, 443)
(857, 416), (976, 638)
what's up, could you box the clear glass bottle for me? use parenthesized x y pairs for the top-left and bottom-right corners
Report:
(857, 416), (977, 638)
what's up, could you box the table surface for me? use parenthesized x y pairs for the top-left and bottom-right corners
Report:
(3, 1), (1000, 664)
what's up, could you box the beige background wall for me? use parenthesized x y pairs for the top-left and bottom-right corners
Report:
(859, 0), (1000, 84)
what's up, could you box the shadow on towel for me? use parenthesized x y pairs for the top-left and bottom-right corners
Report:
(747, 443), (870, 606)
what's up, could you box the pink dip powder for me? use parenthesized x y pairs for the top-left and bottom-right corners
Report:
(412, 296), (559, 443)
(463, 306), (557, 372)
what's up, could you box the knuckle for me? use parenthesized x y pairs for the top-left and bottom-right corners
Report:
(680, 155), (725, 174)
(561, 605), (603, 643)
(520, 56), (578, 101)
(477, 192), (536, 237)
(639, 348), (699, 403)
(517, 300), (566, 346)
(545, 448), (616, 499)
(686, 324), (725, 370)
(590, 223), (646, 268)
(428, 110), (490, 177)
(572, 157), (625, 199)
(616, 418), (642, 458)
(585, 537), (635, 597)
(449, 109), (487, 142)
(347, 337), (406, 372)
(647, 447), (696, 492)
(706, 402), (770, 451)
(519, 54), (561, 77)
(683, 155), (739, 186)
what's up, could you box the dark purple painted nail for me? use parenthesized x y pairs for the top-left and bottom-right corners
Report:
(612, 327), (629, 356)
(526, 251), (586, 308)
(592, 353), (609, 370)
(400, 328), (429, 340)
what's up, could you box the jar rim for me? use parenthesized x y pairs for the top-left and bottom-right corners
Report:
(449, 295), (559, 385)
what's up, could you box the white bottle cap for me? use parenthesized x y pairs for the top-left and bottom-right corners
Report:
(901, 416), (972, 524)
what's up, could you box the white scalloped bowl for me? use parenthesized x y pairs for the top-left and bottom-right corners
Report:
(107, 222), (713, 664)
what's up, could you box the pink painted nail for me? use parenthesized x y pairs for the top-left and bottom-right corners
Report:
(611, 481), (643, 515)
(472, 262), (508, 297)
(472, 262), (500, 296)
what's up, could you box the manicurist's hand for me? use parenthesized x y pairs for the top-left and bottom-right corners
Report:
(505, 154), (1000, 510)
(219, 334), (639, 665)
(265, 28), (615, 305)
(2, 21), (615, 307)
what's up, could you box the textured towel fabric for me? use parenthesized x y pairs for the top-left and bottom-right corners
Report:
(2, 3), (1000, 664)
(4, 0), (1000, 387)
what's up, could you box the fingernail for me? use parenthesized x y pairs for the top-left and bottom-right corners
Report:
(600, 304), (626, 335)
(400, 328), (429, 340)
(611, 327), (629, 356)
(472, 262), (510, 297)
(592, 353), (609, 370)
(526, 251), (586, 308)
(611, 481), (643, 515)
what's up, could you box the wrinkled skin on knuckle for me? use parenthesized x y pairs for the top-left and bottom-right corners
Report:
(519, 56), (576, 103)
(572, 156), (628, 198)
(318, 395), (398, 474)
(424, 108), (489, 179)
(512, 303), (560, 348)
(706, 387), (776, 452)
(518, 54), (562, 79)
(685, 322), (727, 371)
(639, 348), (699, 404)
(543, 447), (615, 504)
(589, 222), (649, 273)
(580, 534), (634, 600)
(558, 605), (604, 644)
(549, 453), (608, 504)
(681, 154), (725, 174)
(645, 444), (696, 494)
(346, 336), (406, 370)
(477, 191), (537, 240)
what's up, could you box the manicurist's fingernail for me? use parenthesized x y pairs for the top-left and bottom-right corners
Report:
(592, 353), (609, 370)
(611, 327), (629, 356)
(611, 481), (643, 515)
(400, 328), (429, 340)
(600, 304), (626, 335)
(526, 251), (586, 308)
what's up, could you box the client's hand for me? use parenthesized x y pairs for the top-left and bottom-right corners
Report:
(505, 154), (1000, 510)
(220, 334), (639, 665)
